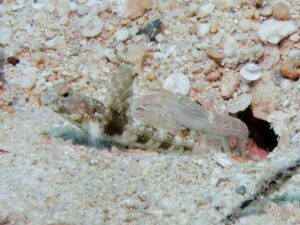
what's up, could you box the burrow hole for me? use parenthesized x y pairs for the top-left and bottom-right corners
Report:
(233, 106), (278, 152)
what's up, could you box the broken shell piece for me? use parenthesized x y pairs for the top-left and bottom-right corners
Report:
(279, 60), (300, 81)
(227, 94), (252, 114)
(197, 23), (210, 37)
(163, 73), (190, 96)
(115, 29), (130, 41)
(240, 63), (262, 83)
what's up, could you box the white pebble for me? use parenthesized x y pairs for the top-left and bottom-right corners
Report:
(197, 23), (210, 37)
(119, 198), (137, 209)
(280, 79), (292, 91)
(115, 29), (130, 41)
(227, 94), (252, 114)
(78, 14), (103, 37)
(155, 33), (164, 42)
(44, 36), (65, 48)
(163, 73), (190, 96)
(188, 2), (198, 13)
(239, 18), (254, 31)
(240, 83), (249, 93)
(240, 63), (262, 83)
(258, 19), (296, 45)
(198, 3), (215, 18)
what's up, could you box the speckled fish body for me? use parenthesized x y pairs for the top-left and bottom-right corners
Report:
(42, 64), (248, 153)
(42, 64), (195, 152)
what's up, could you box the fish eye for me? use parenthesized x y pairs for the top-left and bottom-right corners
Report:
(62, 92), (69, 98)
(58, 86), (71, 98)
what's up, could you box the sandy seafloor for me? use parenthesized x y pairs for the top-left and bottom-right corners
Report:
(0, 0), (300, 224)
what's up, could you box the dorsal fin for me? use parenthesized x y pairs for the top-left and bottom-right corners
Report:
(106, 64), (136, 115)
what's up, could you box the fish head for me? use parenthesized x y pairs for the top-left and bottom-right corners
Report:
(41, 84), (106, 126)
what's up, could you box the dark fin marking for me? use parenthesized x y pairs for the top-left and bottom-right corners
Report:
(136, 134), (150, 144)
(103, 110), (129, 136)
(157, 132), (175, 150)
(158, 141), (172, 150)
(183, 145), (193, 152)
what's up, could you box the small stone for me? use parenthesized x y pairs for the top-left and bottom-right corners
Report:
(205, 70), (221, 82)
(115, 29), (130, 41)
(258, 19), (296, 45)
(205, 48), (224, 63)
(280, 78), (292, 90)
(227, 94), (252, 114)
(259, 5), (273, 16)
(163, 73), (190, 96)
(198, 3), (215, 18)
(126, 0), (150, 20)
(280, 60), (300, 81)
(235, 185), (247, 195)
(210, 20), (219, 33)
(188, 25), (197, 35)
(194, 80), (205, 92)
(144, 72), (156, 81)
(136, 19), (163, 40)
(240, 63), (262, 83)
(30, 52), (43, 65)
(272, 2), (290, 20)
(44, 36), (65, 49)
(78, 14), (103, 37)
(188, 2), (198, 14)
(7, 56), (20, 66)
(119, 198), (137, 209)
(243, 8), (255, 18)
(197, 23), (210, 37)
(239, 18), (254, 31)
(190, 65), (202, 74)
(221, 71), (239, 99)
(155, 33), (164, 42)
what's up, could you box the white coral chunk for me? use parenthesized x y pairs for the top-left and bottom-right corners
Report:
(258, 19), (296, 45)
